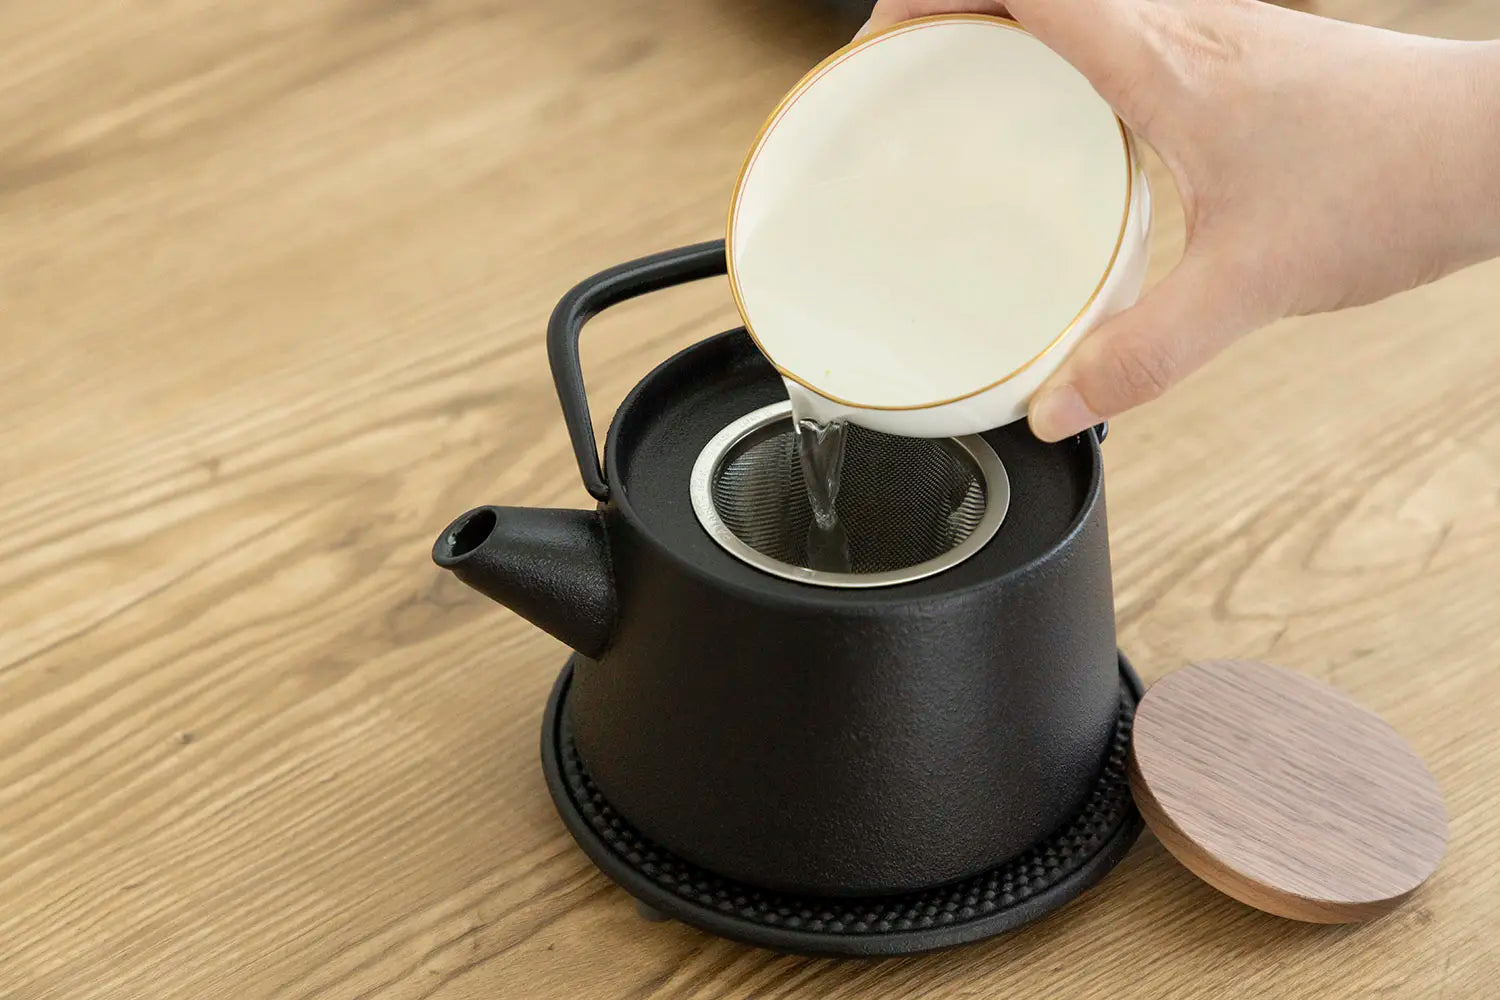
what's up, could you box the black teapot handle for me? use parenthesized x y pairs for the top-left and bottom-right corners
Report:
(547, 240), (728, 502)
(547, 239), (1105, 499)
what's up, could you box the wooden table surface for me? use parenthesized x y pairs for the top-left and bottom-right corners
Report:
(3, 1), (1498, 997)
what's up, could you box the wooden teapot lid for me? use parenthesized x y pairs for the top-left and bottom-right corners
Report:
(1129, 659), (1447, 923)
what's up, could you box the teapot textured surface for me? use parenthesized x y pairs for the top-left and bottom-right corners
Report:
(432, 244), (1130, 898)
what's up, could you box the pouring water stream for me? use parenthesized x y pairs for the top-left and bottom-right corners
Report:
(788, 386), (852, 574)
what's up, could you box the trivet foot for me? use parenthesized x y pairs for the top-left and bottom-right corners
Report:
(635, 899), (671, 923)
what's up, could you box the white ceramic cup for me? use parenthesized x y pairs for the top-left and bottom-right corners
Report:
(727, 14), (1152, 437)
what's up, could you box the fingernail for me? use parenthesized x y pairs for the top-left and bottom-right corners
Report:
(1029, 385), (1101, 443)
(853, 17), (875, 40)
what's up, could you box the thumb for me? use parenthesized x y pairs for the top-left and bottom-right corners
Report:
(1027, 249), (1253, 442)
(1003, 0), (1143, 105)
(859, 1), (1011, 38)
(857, 1), (1147, 120)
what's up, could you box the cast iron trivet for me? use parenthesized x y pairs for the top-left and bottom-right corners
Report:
(541, 654), (1145, 957)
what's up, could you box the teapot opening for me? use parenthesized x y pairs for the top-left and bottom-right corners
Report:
(438, 507), (498, 564)
(689, 401), (1010, 589)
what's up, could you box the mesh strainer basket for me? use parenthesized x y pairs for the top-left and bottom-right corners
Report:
(689, 402), (1009, 587)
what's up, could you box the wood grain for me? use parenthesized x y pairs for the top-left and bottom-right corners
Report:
(1, 1), (1498, 998)
(1129, 659), (1447, 923)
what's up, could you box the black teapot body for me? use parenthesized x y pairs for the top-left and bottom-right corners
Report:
(433, 243), (1121, 896)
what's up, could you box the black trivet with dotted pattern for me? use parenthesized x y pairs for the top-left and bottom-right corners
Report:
(540, 655), (1144, 957)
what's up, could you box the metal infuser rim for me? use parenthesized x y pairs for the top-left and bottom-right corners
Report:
(689, 402), (1009, 588)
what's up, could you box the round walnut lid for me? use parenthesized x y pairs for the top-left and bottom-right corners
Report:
(1128, 659), (1447, 923)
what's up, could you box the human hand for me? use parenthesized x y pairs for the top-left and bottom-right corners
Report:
(859, 0), (1500, 440)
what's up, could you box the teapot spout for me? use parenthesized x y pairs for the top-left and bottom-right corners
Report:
(432, 506), (616, 659)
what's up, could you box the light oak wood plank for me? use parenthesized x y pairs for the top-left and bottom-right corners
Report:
(2, 1), (1497, 997)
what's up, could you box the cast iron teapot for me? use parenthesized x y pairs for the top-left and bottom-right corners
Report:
(432, 242), (1126, 900)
